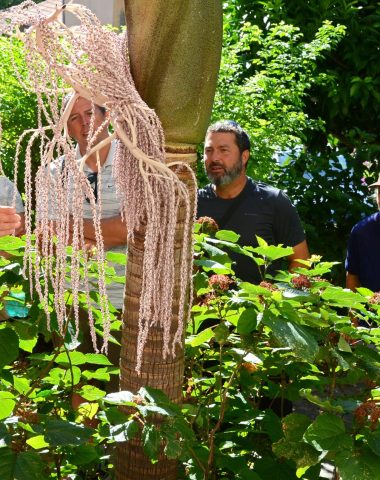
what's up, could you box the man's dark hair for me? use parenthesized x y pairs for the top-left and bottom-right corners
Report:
(206, 120), (251, 153)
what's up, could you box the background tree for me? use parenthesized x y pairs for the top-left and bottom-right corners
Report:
(207, 0), (380, 283)
(0, 36), (39, 193)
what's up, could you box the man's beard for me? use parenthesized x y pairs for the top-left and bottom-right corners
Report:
(206, 156), (243, 186)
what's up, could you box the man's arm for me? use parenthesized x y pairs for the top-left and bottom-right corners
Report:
(346, 272), (360, 291)
(0, 206), (23, 237)
(79, 216), (128, 250)
(288, 240), (310, 271)
(15, 213), (25, 237)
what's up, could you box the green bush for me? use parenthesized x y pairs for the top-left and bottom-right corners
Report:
(0, 228), (378, 480)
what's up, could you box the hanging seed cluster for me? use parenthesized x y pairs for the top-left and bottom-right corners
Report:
(0, 1), (194, 371)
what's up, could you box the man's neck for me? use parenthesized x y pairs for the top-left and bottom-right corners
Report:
(214, 175), (248, 199)
(79, 139), (111, 172)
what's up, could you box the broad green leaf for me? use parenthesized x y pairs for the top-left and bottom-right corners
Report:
(103, 390), (137, 406)
(18, 338), (38, 353)
(45, 366), (81, 386)
(0, 448), (48, 480)
(164, 436), (182, 459)
(256, 236), (268, 248)
(139, 386), (171, 406)
(282, 289), (319, 303)
(77, 402), (99, 420)
(272, 438), (319, 468)
(105, 251), (127, 265)
(282, 413), (312, 441)
(82, 367), (113, 382)
(239, 282), (273, 296)
(187, 327), (215, 347)
(139, 405), (176, 417)
(215, 230), (240, 242)
(0, 236), (25, 251)
(252, 243), (294, 261)
(77, 384), (105, 401)
(44, 419), (93, 446)
(110, 420), (139, 442)
(321, 287), (367, 309)
(202, 242), (231, 262)
(263, 313), (319, 362)
(142, 424), (160, 462)
(0, 392), (15, 420)
(366, 431), (380, 457)
(0, 328), (19, 369)
(84, 353), (113, 365)
(105, 406), (129, 425)
(0, 448), (14, 480)
(14, 451), (48, 480)
(26, 435), (49, 450)
(214, 323), (230, 343)
(194, 259), (234, 274)
(69, 444), (99, 466)
(193, 271), (209, 294)
(55, 351), (87, 365)
(336, 447), (380, 480)
(12, 377), (30, 395)
(337, 335), (352, 353)
(303, 413), (352, 452)
(237, 308), (259, 334)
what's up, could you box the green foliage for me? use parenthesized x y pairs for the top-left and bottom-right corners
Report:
(0, 1), (43, 8)
(207, 2), (380, 284)
(221, 0), (380, 167)
(210, 10), (345, 181)
(0, 236), (124, 479)
(1, 227), (379, 479)
(0, 35), (39, 192)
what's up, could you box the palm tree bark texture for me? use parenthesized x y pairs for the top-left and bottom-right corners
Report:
(117, 1), (222, 479)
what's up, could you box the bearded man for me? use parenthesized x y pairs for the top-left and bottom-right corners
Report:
(197, 120), (309, 283)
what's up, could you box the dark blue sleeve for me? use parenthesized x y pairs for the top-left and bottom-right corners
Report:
(345, 227), (360, 274)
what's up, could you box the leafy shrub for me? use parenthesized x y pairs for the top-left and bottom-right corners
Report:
(0, 229), (379, 479)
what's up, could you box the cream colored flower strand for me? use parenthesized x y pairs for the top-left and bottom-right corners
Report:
(0, 1), (195, 371)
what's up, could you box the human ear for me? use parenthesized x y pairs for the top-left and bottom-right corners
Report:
(242, 149), (249, 168)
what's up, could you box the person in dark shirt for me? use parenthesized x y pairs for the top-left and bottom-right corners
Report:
(346, 175), (380, 292)
(197, 120), (309, 283)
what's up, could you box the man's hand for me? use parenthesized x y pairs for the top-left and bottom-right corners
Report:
(69, 216), (128, 250)
(0, 206), (23, 237)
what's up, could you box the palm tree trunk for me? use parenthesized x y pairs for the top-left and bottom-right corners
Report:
(116, 2), (222, 478)
(116, 162), (195, 480)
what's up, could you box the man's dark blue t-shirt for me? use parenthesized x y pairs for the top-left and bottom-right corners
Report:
(197, 178), (306, 283)
(345, 212), (380, 292)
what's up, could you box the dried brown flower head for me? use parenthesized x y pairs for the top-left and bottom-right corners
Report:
(354, 400), (380, 430)
(209, 274), (234, 292)
(291, 274), (311, 290)
(196, 216), (219, 235)
(369, 292), (380, 305)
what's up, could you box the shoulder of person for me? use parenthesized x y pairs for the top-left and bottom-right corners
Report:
(0, 175), (14, 187)
(247, 177), (283, 198)
(352, 212), (380, 232)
